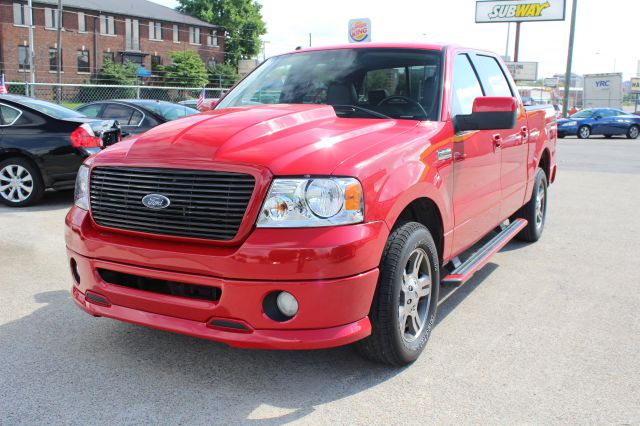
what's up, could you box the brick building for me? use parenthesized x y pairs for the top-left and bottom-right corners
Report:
(0, 0), (224, 84)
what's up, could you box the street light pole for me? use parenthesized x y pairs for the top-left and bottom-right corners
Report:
(56, 0), (63, 103)
(562, 0), (578, 117)
(27, 0), (35, 97)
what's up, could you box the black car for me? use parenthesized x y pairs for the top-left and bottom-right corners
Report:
(77, 100), (198, 137)
(0, 95), (121, 207)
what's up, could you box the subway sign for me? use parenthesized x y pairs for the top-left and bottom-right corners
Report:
(476, 0), (566, 23)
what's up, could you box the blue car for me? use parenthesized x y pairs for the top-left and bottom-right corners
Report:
(557, 108), (640, 139)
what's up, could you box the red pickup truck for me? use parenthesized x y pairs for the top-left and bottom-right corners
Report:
(66, 43), (557, 365)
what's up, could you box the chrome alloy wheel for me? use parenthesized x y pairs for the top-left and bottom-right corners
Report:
(629, 126), (639, 139)
(0, 164), (34, 203)
(579, 126), (590, 139)
(535, 179), (546, 228)
(399, 248), (432, 343)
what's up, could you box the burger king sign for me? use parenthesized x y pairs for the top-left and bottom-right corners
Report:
(348, 18), (371, 43)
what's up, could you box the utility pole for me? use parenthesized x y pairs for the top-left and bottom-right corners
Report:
(513, 22), (521, 62)
(562, 0), (578, 118)
(309, 33), (312, 47)
(505, 23), (511, 59)
(27, 0), (35, 97)
(56, 0), (63, 103)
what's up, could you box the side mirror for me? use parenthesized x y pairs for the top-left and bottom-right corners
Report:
(454, 97), (518, 132)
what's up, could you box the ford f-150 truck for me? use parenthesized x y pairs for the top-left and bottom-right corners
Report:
(65, 43), (557, 365)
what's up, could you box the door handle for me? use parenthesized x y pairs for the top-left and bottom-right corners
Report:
(492, 134), (502, 147)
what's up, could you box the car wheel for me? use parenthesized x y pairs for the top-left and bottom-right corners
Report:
(627, 125), (639, 139)
(578, 125), (591, 139)
(355, 221), (439, 366)
(0, 157), (44, 207)
(513, 167), (548, 242)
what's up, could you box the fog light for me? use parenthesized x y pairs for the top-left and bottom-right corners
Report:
(276, 291), (299, 317)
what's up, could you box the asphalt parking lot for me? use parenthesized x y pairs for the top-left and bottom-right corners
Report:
(1, 137), (639, 425)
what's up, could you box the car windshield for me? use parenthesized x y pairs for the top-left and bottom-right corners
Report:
(136, 101), (198, 121)
(15, 98), (86, 119)
(217, 48), (443, 121)
(571, 109), (596, 118)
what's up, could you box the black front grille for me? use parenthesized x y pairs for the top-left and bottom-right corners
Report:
(98, 269), (221, 302)
(90, 167), (255, 241)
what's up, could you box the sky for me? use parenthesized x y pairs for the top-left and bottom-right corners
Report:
(153, 0), (640, 80)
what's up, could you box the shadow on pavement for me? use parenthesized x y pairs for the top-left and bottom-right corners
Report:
(0, 189), (72, 213)
(0, 240), (511, 424)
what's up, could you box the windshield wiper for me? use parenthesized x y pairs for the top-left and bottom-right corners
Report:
(332, 105), (392, 119)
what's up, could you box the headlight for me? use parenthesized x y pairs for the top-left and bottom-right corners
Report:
(562, 121), (577, 126)
(256, 177), (364, 227)
(74, 165), (89, 210)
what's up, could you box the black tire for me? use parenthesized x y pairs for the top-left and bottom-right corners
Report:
(0, 157), (44, 207)
(513, 168), (548, 242)
(627, 125), (639, 139)
(577, 125), (591, 139)
(355, 222), (440, 366)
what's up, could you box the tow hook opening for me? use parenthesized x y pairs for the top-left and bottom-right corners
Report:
(85, 291), (111, 307)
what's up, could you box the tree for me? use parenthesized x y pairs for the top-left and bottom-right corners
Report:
(94, 59), (138, 85)
(161, 51), (209, 87)
(177, 0), (267, 67)
(208, 63), (240, 87)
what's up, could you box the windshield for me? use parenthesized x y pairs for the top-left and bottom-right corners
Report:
(217, 48), (442, 121)
(16, 98), (86, 119)
(571, 109), (595, 118)
(136, 101), (198, 121)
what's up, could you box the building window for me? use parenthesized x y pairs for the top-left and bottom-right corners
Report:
(173, 24), (179, 42)
(189, 27), (200, 44)
(125, 19), (140, 51)
(18, 45), (30, 71)
(151, 55), (162, 72)
(149, 21), (162, 40)
(12, 2), (30, 26)
(44, 8), (60, 29)
(77, 50), (90, 73)
(207, 58), (216, 70)
(78, 12), (86, 32)
(49, 48), (62, 72)
(103, 51), (115, 64)
(206, 30), (218, 47)
(122, 53), (143, 66)
(100, 15), (115, 35)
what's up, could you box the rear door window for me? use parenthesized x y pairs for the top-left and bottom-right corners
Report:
(473, 55), (513, 97)
(0, 104), (22, 126)
(102, 104), (136, 125)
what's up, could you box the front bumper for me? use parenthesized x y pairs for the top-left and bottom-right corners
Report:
(65, 207), (386, 349)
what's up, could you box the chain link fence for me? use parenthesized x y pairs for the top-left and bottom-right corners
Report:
(5, 82), (230, 108)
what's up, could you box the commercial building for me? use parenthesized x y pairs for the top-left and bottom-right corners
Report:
(0, 0), (224, 83)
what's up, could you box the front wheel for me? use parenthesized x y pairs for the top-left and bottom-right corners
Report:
(578, 125), (591, 139)
(355, 222), (440, 366)
(627, 125), (639, 139)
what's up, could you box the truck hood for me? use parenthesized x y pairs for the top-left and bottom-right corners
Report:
(107, 104), (420, 175)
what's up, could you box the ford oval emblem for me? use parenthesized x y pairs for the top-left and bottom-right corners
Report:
(142, 194), (171, 209)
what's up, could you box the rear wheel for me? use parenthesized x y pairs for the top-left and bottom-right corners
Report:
(513, 167), (548, 242)
(627, 125), (639, 139)
(578, 125), (591, 139)
(0, 157), (44, 207)
(355, 222), (439, 366)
